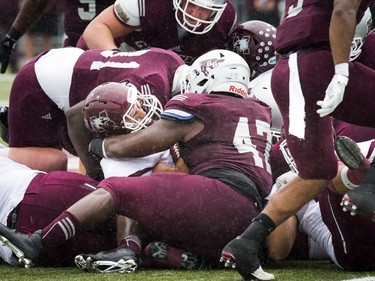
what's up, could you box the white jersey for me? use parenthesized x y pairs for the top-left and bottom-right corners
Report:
(0, 147), (173, 265)
(268, 171), (337, 265)
(0, 155), (45, 264)
(34, 47), (84, 113)
(100, 150), (174, 177)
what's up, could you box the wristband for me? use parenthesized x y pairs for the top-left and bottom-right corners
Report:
(2, 27), (23, 49)
(334, 62), (349, 77)
(7, 27), (23, 41)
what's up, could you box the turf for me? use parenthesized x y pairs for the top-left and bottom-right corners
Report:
(0, 73), (13, 104)
(0, 260), (374, 281)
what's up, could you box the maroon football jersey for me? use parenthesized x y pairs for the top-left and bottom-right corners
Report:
(62, 0), (113, 46)
(69, 48), (184, 107)
(275, 0), (372, 54)
(8, 48), (183, 154)
(163, 93), (273, 197)
(115, 0), (237, 64)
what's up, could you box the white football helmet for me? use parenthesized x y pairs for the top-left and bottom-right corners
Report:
(249, 73), (283, 142)
(173, 0), (227, 34)
(171, 64), (190, 96)
(350, 8), (373, 61)
(279, 139), (298, 174)
(183, 49), (250, 98)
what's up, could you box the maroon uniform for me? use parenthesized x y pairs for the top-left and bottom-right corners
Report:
(62, 0), (113, 46)
(77, 0), (237, 65)
(8, 48), (184, 155)
(11, 171), (117, 266)
(271, 0), (375, 179)
(319, 188), (375, 270)
(99, 93), (273, 263)
(333, 118), (375, 143)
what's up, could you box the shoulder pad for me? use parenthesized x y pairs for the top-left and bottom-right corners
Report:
(114, 0), (141, 26)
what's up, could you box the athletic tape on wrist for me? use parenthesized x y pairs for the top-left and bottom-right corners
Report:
(252, 213), (276, 234)
(340, 166), (358, 190)
(102, 137), (108, 159)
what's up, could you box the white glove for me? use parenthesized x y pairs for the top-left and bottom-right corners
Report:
(316, 63), (349, 118)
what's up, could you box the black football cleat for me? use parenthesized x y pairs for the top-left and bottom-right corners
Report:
(143, 241), (212, 270)
(0, 224), (44, 267)
(334, 136), (364, 170)
(220, 236), (274, 281)
(341, 183), (375, 222)
(75, 246), (138, 273)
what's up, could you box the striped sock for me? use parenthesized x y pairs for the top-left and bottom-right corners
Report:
(41, 211), (80, 249)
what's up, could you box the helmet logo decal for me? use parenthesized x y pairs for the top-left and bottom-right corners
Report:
(233, 35), (250, 55)
(89, 110), (119, 132)
(229, 85), (247, 97)
(200, 58), (225, 76)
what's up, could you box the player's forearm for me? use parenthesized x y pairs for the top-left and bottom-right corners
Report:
(82, 24), (119, 50)
(329, 0), (360, 65)
(13, 0), (49, 35)
(66, 103), (102, 176)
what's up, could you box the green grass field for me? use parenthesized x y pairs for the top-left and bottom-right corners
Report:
(0, 259), (374, 281)
(0, 74), (374, 280)
(0, 73), (13, 104)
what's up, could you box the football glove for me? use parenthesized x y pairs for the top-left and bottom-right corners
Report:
(0, 27), (22, 74)
(88, 138), (107, 160)
(316, 63), (349, 118)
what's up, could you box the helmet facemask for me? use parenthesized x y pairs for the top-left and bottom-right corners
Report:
(122, 87), (163, 132)
(83, 82), (163, 136)
(350, 8), (373, 61)
(173, 0), (227, 34)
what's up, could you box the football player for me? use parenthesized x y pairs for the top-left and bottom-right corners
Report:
(0, 0), (114, 73)
(296, 136), (375, 271)
(4, 47), (185, 173)
(0, 0), (19, 73)
(76, 0), (237, 65)
(221, 1), (375, 280)
(0, 152), (117, 267)
(0, 84), (196, 269)
(0, 49), (274, 275)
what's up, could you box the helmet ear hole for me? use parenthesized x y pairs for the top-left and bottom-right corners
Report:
(173, 0), (228, 34)
(197, 79), (208, 87)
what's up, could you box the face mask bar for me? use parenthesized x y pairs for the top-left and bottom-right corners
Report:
(174, 0), (227, 34)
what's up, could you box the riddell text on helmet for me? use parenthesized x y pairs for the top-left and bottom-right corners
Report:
(229, 85), (247, 96)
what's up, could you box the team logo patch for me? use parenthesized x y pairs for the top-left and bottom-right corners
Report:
(87, 110), (120, 132)
(114, 3), (129, 23)
(233, 35), (250, 55)
(200, 58), (225, 76)
(268, 56), (277, 65)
